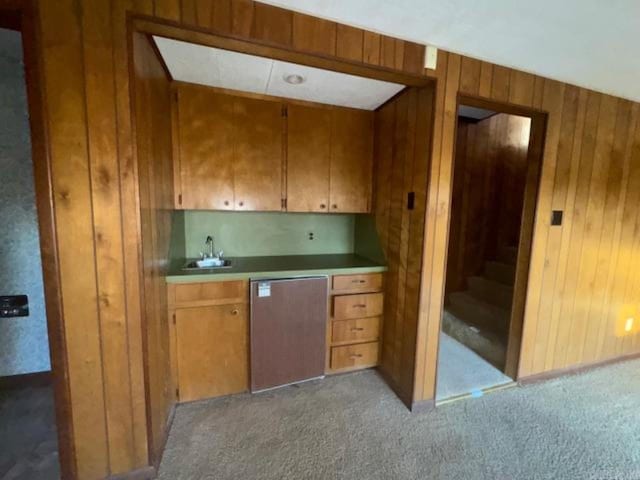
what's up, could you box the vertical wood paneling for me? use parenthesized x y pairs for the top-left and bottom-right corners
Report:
(153, 0), (181, 21)
(336, 24), (363, 62)
(459, 57), (481, 96)
(403, 41), (425, 75)
(132, 32), (175, 465)
(363, 31), (381, 66)
(111, 0), (149, 466)
(374, 86), (434, 405)
(38, 1), (109, 477)
(231, 0), (254, 37)
(417, 49), (640, 403)
(252, 2), (292, 45)
(81, 0), (135, 473)
(34, 1), (429, 475)
(292, 13), (336, 55)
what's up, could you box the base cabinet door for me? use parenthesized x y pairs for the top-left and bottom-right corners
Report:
(175, 304), (248, 402)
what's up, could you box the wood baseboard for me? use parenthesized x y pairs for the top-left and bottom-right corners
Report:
(518, 351), (640, 386)
(107, 465), (156, 480)
(0, 371), (52, 389)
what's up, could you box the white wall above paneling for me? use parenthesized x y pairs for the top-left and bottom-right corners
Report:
(154, 36), (405, 110)
(257, 0), (640, 103)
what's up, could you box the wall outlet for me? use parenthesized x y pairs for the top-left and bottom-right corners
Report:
(308, 232), (314, 240)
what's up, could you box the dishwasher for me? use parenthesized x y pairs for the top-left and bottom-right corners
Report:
(250, 276), (328, 392)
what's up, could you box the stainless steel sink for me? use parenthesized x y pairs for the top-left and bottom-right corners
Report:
(182, 259), (232, 271)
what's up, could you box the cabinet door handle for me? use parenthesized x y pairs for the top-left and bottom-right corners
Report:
(230, 309), (239, 316)
(349, 354), (363, 359)
(332, 204), (337, 209)
(320, 204), (326, 209)
(350, 327), (365, 332)
(224, 200), (229, 206)
(238, 201), (244, 207)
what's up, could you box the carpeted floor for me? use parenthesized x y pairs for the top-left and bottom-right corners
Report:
(436, 332), (512, 401)
(159, 359), (640, 480)
(0, 384), (60, 480)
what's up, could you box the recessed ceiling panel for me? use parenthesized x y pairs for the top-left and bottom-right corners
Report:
(153, 36), (405, 110)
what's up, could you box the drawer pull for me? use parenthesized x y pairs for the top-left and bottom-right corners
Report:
(349, 354), (363, 359)
(230, 309), (239, 315)
(353, 304), (366, 308)
(351, 279), (366, 284)
(350, 327), (365, 332)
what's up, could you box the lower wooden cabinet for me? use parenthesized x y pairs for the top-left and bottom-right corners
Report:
(168, 281), (249, 403)
(168, 273), (384, 400)
(330, 342), (379, 371)
(175, 304), (248, 402)
(327, 273), (384, 374)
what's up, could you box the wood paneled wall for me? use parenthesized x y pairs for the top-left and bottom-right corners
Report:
(414, 52), (640, 403)
(374, 86), (435, 405)
(446, 114), (531, 294)
(131, 32), (175, 466)
(158, 0), (425, 74)
(33, 0), (427, 477)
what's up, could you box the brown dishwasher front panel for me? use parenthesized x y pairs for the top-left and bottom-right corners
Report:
(250, 277), (328, 392)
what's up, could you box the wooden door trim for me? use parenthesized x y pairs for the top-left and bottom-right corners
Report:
(0, 0), (77, 478)
(131, 14), (432, 88)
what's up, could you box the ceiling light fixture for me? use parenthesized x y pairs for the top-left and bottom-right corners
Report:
(284, 74), (305, 85)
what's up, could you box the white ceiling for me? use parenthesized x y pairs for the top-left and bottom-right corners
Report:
(257, 0), (640, 103)
(153, 36), (405, 110)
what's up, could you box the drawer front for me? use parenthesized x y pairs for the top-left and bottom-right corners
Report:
(333, 292), (383, 320)
(332, 317), (381, 344)
(174, 280), (247, 305)
(330, 342), (379, 370)
(332, 273), (383, 293)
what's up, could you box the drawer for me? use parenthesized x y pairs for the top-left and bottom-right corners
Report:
(173, 280), (247, 305)
(332, 273), (383, 293)
(333, 292), (383, 320)
(330, 342), (379, 370)
(332, 317), (381, 344)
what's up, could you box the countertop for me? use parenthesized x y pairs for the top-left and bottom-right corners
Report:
(165, 254), (387, 283)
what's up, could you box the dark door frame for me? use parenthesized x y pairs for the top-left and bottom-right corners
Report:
(0, 1), (76, 478)
(438, 93), (547, 386)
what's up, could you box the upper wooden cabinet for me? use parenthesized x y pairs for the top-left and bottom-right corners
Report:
(175, 84), (284, 211)
(234, 96), (284, 211)
(329, 108), (374, 213)
(175, 83), (373, 213)
(287, 104), (331, 212)
(176, 86), (235, 210)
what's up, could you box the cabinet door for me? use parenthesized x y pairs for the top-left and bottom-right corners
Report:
(286, 104), (331, 212)
(175, 303), (248, 402)
(329, 108), (374, 213)
(234, 96), (284, 211)
(177, 85), (235, 210)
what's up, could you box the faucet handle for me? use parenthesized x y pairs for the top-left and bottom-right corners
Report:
(218, 250), (224, 258)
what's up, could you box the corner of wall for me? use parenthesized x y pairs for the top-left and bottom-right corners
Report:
(353, 214), (386, 263)
(168, 210), (186, 260)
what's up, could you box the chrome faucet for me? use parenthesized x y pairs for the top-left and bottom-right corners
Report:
(204, 235), (215, 259)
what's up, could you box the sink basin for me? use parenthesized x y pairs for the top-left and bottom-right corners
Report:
(182, 259), (232, 271)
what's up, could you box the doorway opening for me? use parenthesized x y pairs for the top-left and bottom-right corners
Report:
(0, 25), (60, 479)
(0, 4), (74, 478)
(436, 97), (545, 403)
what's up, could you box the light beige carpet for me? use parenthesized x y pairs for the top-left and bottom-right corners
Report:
(159, 359), (640, 480)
